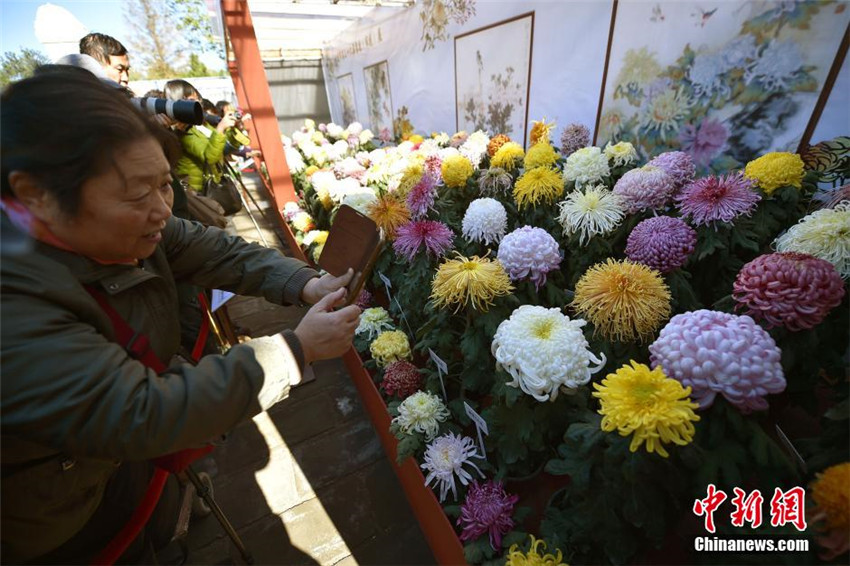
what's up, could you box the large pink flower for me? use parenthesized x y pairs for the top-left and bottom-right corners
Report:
(733, 252), (845, 331)
(406, 173), (439, 218)
(393, 220), (454, 261)
(677, 173), (761, 226)
(626, 216), (696, 273)
(648, 151), (696, 193)
(649, 310), (785, 413)
(497, 226), (561, 289)
(457, 480), (519, 550)
(612, 165), (676, 214)
(381, 360), (423, 399)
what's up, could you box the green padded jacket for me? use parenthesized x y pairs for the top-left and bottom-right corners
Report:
(174, 124), (226, 192)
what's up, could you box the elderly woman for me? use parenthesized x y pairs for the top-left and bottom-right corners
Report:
(1, 69), (359, 563)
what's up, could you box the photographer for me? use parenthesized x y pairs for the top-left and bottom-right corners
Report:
(164, 79), (236, 193)
(1, 69), (359, 563)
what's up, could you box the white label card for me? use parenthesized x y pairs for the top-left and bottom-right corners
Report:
(464, 401), (489, 459)
(378, 271), (392, 289)
(427, 348), (448, 401)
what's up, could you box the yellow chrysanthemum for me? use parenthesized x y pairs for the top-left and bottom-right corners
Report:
(367, 194), (410, 240)
(505, 535), (568, 566)
(491, 142), (525, 172)
(513, 167), (565, 210)
(441, 155), (474, 189)
(487, 133), (511, 157)
(311, 243), (325, 263)
(529, 118), (555, 146)
(430, 254), (513, 312)
(744, 152), (805, 196)
(315, 185), (333, 210)
(369, 330), (411, 367)
(396, 162), (424, 197)
(408, 134), (425, 144)
(524, 142), (560, 170)
(811, 462), (850, 530)
(592, 360), (699, 458)
(291, 211), (315, 233)
(304, 165), (319, 177)
(572, 258), (671, 343)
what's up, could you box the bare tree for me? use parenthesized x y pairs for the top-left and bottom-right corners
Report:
(123, 0), (183, 78)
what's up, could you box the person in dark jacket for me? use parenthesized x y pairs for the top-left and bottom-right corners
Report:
(1, 69), (359, 563)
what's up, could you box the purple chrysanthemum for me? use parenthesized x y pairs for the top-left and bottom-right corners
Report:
(612, 165), (676, 213)
(393, 220), (454, 261)
(457, 480), (519, 550)
(677, 173), (761, 226)
(406, 173), (438, 218)
(679, 118), (728, 168)
(381, 360), (423, 399)
(378, 127), (393, 143)
(497, 226), (561, 289)
(626, 216), (697, 273)
(649, 310), (786, 413)
(733, 252), (845, 332)
(355, 289), (372, 310)
(648, 151), (696, 193)
(560, 123), (591, 157)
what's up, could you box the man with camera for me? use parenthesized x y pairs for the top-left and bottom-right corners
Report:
(79, 32), (131, 88)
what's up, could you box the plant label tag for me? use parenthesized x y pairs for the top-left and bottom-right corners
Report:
(378, 271), (392, 294)
(428, 348), (449, 401)
(464, 401), (488, 459)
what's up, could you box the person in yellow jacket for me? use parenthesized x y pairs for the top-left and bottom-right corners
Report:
(164, 79), (236, 192)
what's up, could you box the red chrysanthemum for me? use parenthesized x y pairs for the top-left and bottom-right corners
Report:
(381, 360), (423, 399)
(457, 480), (519, 550)
(733, 252), (845, 331)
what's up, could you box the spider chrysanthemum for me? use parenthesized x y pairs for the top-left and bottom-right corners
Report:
(506, 536), (568, 566)
(430, 254), (513, 312)
(572, 259), (672, 343)
(514, 167), (565, 209)
(676, 172), (761, 226)
(421, 433), (483, 502)
(557, 186), (626, 245)
(457, 480), (519, 550)
(367, 194), (411, 240)
(563, 146), (611, 188)
(593, 360), (700, 457)
(604, 141), (638, 167)
(529, 118), (555, 146)
(478, 167), (513, 197)
(392, 390), (450, 440)
(393, 219), (454, 262)
(774, 201), (850, 279)
(355, 306), (395, 340)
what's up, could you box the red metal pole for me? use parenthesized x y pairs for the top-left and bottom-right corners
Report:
(220, 0), (296, 209)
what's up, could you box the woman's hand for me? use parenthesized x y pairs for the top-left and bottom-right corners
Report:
(293, 288), (360, 363)
(300, 269), (354, 305)
(216, 114), (237, 134)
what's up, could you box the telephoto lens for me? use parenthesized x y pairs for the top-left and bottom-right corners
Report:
(130, 97), (203, 125)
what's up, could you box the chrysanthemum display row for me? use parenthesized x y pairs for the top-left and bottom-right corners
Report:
(283, 117), (849, 566)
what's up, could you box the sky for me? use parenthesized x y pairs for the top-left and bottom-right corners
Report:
(0, 0), (225, 70)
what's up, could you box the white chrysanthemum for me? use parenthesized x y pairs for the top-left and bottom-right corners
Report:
(356, 306), (395, 340)
(462, 198), (508, 245)
(346, 122), (363, 136)
(326, 123), (345, 139)
(563, 146), (611, 188)
(603, 141), (638, 167)
(359, 129), (374, 145)
(774, 201), (850, 279)
(282, 201), (302, 219)
(558, 186), (626, 245)
(284, 144), (306, 173)
(433, 132), (450, 146)
(327, 139), (351, 161)
(393, 391), (450, 441)
(496, 227), (561, 289)
(301, 230), (326, 247)
(491, 305), (606, 402)
(304, 118), (316, 130)
(341, 190), (378, 215)
(327, 177), (363, 203)
(459, 130), (491, 168)
(421, 433), (483, 502)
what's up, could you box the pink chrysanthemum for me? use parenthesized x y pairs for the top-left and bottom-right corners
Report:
(649, 310), (786, 413)
(393, 220), (454, 261)
(381, 360), (423, 399)
(406, 173), (439, 218)
(354, 289), (372, 310)
(561, 123), (591, 157)
(626, 216), (697, 273)
(733, 252), (845, 332)
(457, 480), (519, 550)
(424, 154), (443, 179)
(648, 151), (696, 193)
(497, 226), (561, 289)
(677, 173), (761, 226)
(612, 165), (676, 214)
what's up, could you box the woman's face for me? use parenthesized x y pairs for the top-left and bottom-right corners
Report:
(48, 136), (174, 261)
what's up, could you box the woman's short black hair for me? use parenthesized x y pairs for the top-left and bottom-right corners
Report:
(214, 100), (233, 117)
(1, 68), (180, 217)
(163, 79), (201, 102)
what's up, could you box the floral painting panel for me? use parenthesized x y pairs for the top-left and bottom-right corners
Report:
(455, 13), (533, 144)
(598, 0), (850, 172)
(337, 73), (358, 126)
(364, 61), (394, 140)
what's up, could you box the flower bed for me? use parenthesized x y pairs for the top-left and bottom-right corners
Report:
(281, 119), (849, 565)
